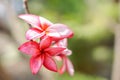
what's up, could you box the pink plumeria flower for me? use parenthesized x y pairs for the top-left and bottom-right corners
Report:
(19, 14), (73, 41)
(18, 36), (65, 74)
(53, 39), (74, 76)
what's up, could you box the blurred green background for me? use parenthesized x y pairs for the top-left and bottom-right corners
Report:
(0, 0), (119, 80)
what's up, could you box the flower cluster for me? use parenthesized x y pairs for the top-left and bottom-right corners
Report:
(18, 14), (74, 76)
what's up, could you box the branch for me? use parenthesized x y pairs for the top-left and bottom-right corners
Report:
(23, 0), (32, 28)
(23, 0), (30, 14)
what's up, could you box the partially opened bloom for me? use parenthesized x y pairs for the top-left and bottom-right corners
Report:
(19, 14), (73, 41)
(53, 38), (72, 56)
(53, 39), (74, 76)
(59, 56), (74, 76)
(18, 36), (65, 74)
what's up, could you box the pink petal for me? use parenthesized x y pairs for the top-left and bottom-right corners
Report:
(30, 54), (44, 75)
(47, 29), (62, 41)
(62, 49), (72, 56)
(54, 56), (62, 61)
(52, 39), (67, 48)
(53, 39), (72, 56)
(43, 54), (57, 72)
(57, 38), (68, 47)
(47, 29), (61, 40)
(65, 57), (74, 76)
(39, 16), (53, 30)
(19, 14), (42, 29)
(47, 24), (74, 39)
(18, 41), (39, 55)
(39, 36), (52, 49)
(54, 38), (67, 47)
(26, 28), (45, 40)
(58, 57), (66, 74)
(45, 47), (66, 56)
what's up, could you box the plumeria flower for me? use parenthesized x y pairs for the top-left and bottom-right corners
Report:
(19, 14), (73, 41)
(18, 36), (65, 74)
(53, 39), (74, 76)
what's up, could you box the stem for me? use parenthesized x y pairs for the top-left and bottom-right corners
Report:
(23, 0), (32, 28)
(23, 0), (30, 14)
